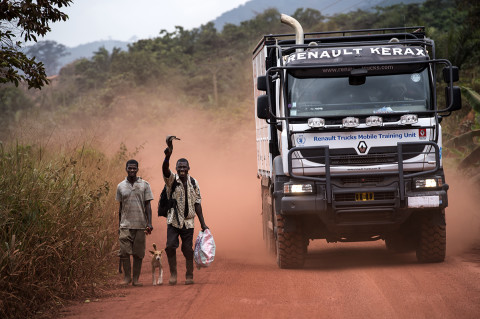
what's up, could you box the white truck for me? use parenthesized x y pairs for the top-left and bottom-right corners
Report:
(253, 15), (462, 268)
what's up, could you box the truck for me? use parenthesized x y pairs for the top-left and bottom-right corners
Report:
(253, 14), (462, 268)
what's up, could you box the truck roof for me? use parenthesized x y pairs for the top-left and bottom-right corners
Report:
(253, 26), (430, 56)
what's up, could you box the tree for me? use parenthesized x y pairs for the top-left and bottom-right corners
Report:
(0, 0), (72, 89)
(27, 40), (69, 75)
(292, 8), (324, 30)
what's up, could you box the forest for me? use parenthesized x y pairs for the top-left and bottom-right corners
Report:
(1, 0), (478, 127)
(0, 0), (479, 317)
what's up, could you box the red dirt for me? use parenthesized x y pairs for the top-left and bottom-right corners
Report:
(59, 110), (480, 319)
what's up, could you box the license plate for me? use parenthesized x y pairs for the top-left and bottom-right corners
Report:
(355, 192), (374, 201)
(408, 196), (440, 208)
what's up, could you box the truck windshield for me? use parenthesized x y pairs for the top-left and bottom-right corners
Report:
(286, 69), (431, 117)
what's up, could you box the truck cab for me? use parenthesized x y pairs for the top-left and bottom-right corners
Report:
(253, 15), (462, 268)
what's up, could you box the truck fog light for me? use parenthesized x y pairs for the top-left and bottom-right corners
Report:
(414, 178), (442, 189)
(284, 184), (313, 194)
(308, 118), (325, 128)
(366, 116), (383, 126)
(400, 114), (418, 125)
(342, 117), (359, 128)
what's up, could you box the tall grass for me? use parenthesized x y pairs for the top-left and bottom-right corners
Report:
(0, 142), (127, 318)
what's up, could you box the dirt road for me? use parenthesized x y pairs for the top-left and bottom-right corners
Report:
(60, 173), (480, 319)
(59, 112), (480, 319)
(61, 240), (480, 319)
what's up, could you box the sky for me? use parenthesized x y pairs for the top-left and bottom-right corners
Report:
(42, 0), (250, 47)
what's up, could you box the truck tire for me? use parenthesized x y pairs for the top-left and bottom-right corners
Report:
(275, 214), (306, 269)
(262, 187), (276, 254)
(416, 212), (446, 263)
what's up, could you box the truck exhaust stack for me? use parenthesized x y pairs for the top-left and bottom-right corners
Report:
(280, 14), (304, 52)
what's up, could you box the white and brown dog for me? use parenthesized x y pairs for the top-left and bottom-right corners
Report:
(149, 243), (164, 286)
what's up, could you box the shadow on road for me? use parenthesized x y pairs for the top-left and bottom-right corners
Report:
(304, 244), (418, 270)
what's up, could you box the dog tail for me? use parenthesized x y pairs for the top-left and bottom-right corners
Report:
(153, 243), (157, 251)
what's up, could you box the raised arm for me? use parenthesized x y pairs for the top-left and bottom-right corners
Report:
(163, 147), (171, 178)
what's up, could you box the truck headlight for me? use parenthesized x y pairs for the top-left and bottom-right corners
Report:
(308, 117), (325, 128)
(400, 114), (418, 125)
(284, 184), (314, 194)
(342, 117), (359, 128)
(366, 116), (383, 127)
(414, 177), (443, 189)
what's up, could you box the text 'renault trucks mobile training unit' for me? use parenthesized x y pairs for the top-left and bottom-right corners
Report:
(253, 14), (462, 268)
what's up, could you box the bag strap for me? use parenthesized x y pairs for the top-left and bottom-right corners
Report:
(169, 178), (178, 199)
(170, 177), (180, 225)
(189, 176), (197, 191)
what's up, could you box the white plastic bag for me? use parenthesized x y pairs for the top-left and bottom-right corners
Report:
(194, 229), (216, 268)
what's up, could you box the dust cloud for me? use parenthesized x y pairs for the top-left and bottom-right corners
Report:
(18, 94), (480, 263)
(11, 86), (272, 264)
(98, 106), (480, 261)
(102, 106), (270, 263)
(445, 172), (480, 255)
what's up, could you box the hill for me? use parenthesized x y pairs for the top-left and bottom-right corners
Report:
(58, 40), (130, 72)
(212, 0), (425, 30)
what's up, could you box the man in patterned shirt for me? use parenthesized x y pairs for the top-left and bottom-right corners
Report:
(163, 147), (208, 285)
(116, 159), (154, 286)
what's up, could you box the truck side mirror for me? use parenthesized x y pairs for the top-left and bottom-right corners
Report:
(444, 86), (462, 112)
(442, 66), (459, 83)
(257, 95), (270, 119)
(257, 76), (267, 91)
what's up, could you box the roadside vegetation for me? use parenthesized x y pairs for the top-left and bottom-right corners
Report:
(0, 142), (135, 318)
(0, 0), (478, 317)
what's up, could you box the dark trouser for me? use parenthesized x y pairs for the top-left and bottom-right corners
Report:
(165, 224), (194, 260)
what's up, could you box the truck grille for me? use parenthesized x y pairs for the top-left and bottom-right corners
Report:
(334, 191), (395, 202)
(341, 176), (384, 184)
(298, 145), (426, 166)
(332, 154), (394, 165)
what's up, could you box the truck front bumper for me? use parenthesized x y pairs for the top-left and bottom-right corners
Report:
(279, 185), (447, 234)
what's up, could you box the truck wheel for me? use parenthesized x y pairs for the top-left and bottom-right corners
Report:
(275, 215), (306, 269)
(262, 187), (276, 254)
(416, 212), (446, 263)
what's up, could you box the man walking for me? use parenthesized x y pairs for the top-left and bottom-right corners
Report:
(116, 159), (154, 286)
(163, 146), (208, 285)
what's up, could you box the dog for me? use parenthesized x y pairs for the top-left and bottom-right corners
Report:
(149, 243), (164, 286)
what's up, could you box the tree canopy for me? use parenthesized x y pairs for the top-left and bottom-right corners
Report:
(0, 0), (72, 89)
(27, 40), (69, 75)
(3, 0), (478, 116)
(53, 1), (475, 108)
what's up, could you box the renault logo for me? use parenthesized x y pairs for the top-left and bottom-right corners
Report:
(358, 141), (368, 154)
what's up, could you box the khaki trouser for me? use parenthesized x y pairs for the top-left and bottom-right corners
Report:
(119, 228), (146, 259)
